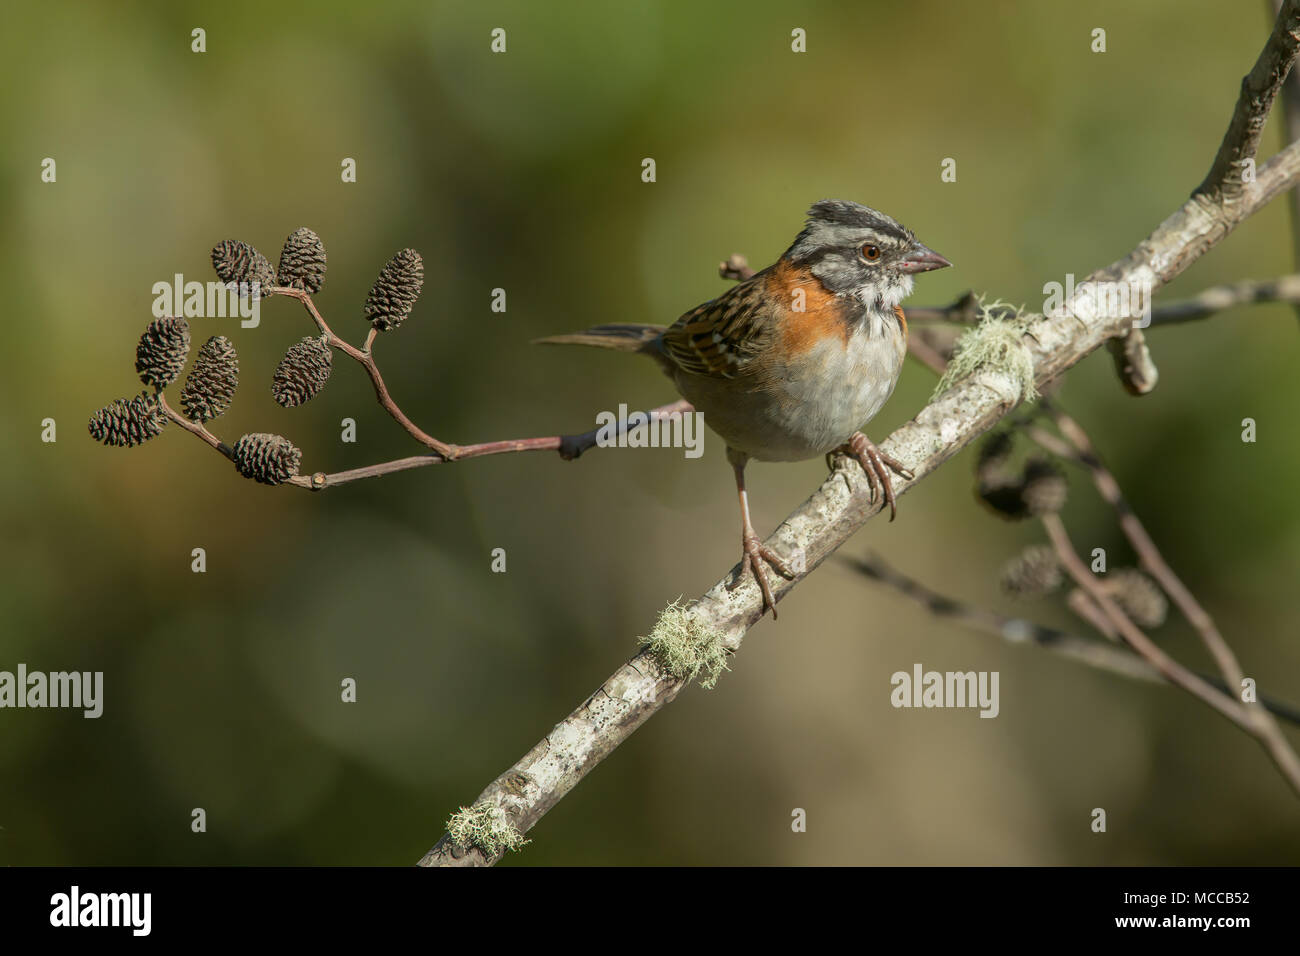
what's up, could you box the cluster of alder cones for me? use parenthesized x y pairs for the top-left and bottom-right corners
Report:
(89, 228), (425, 484)
(974, 430), (1167, 627)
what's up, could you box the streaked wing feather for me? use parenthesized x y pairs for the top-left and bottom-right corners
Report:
(662, 275), (776, 378)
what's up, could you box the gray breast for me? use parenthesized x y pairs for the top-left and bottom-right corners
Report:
(675, 307), (906, 462)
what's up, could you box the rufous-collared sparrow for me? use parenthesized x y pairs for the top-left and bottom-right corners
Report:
(538, 199), (951, 618)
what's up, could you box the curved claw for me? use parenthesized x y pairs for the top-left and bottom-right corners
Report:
(728, 533), (794, 619)
(840, 433), (913, 521)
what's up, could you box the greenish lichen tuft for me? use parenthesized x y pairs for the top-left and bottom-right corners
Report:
(446, 803), (529, 856)
(934, 296), (1038, 403)
(638, 600), (729, 690)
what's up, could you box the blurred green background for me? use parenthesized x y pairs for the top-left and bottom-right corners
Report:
(2, 0), (1298, 865)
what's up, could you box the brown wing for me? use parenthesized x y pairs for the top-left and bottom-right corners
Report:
(661, 272), (778, 378)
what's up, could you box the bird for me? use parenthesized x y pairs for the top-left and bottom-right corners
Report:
(536, 199), (951, 618)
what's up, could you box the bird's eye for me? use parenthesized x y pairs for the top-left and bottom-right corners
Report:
(861, 244), (881, 262)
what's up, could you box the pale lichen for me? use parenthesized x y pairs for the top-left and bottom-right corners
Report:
(933, 296), (1039, 403)
(446, 803), (529, 856)
(638, 600), (730, 689)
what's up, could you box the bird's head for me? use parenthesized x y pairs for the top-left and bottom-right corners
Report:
(783, 199), (951, 310)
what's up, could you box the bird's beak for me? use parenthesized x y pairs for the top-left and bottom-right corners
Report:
(897, 242), (952, 274)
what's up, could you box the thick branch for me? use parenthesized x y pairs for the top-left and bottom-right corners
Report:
(1197, 0), (1300, 201)
(419, 137), (1300, 865)
(1274, 0), (1300, 322)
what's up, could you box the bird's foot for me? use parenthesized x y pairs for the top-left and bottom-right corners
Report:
(728, 531), (794, 619)
(836, 432), (914, 521)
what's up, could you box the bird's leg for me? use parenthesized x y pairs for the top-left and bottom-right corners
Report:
(836, 432), (914, 521)
(725, 448), (794, 619)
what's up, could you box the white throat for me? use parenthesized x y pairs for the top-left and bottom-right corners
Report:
(857, 273), (914, 313)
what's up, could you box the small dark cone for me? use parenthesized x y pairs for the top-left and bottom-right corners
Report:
(1020, 458), (1068, 516)
(135, 316), (191, 388)
(977, 481), (1030, 520)
(1105, 568), (1168, 629)
(976, 430), (1015, 485)
(1000, 545), (1063, 599)
(272, 335), (333, 407)
(180, 336), (239, 422)
(364, 248), (423, 331)
(211, 239), (276, 298)
(232, 433), (302, 485)
(88, 392), (168, 447)
(276, 227), (327, 293)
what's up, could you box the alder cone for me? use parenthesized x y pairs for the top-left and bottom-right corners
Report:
(364, 248), (423, 331)
(180, 335), (239, 422)
(1106, 568), (1168, 629)
(1000, 545), (1062, 598)
(271, 336), (333, 408)
(88, 393), (168, 447)
(211, 239), (275, 297)
(232, 433), (302, 485)
(135, 316), (191, 388)
(276, 227), (327, 293)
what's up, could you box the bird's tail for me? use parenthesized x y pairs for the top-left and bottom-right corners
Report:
(532, 323), (665, 354)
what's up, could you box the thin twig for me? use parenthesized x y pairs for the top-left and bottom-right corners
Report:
(171, 284), (698, 489)
(904, 332), (951, 376)
(282, 399), (696, 490)
(1066, 588), (1119, 642)
(1141, 274), (1300, 324)
(1043, 514), (1300, 796)
(1026, 407), (1300, 797)
(906, 275), (1300, 330)
(845, 554), (1167, 682)
(157, 393), (231, 458)
(1041, 516), (1248, 725)
(844, 553), (1300, 726)
(272, 286), (457, 459)
(1029, 409), (1246, 691)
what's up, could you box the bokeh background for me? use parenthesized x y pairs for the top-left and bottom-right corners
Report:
(2, 0), (1298, 865)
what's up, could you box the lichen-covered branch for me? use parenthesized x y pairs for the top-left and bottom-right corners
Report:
(419, 10), (1300, 865)
(907, 274), (1300, 329)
